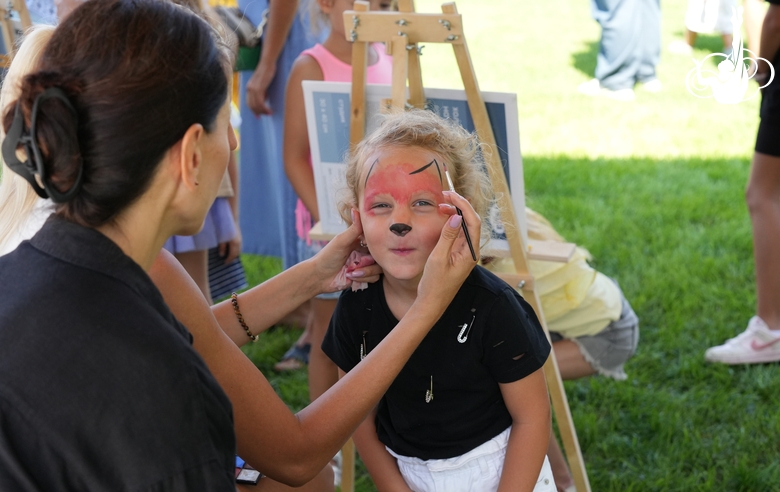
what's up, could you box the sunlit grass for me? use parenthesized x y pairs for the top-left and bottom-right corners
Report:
(238, 1), (778, 490)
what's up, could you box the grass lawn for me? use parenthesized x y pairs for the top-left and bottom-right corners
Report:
(239, 0), (780, 490)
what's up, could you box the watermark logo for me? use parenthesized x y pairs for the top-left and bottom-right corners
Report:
(685, 7), (774, 104)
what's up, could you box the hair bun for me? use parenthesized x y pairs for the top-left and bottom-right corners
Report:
(3, 71), (85, 203)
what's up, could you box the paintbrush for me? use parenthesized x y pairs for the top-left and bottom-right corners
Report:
(442, 163), (477, 261)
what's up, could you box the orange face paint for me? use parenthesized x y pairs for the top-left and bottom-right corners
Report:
(362, 161), (444, 214)
(357, 147), (449, 286)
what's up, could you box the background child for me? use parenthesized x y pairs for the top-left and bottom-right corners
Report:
(668, 0), (738, 56)
(323, 110), (556, 492)
(488, 209), (639, 492)
(278, 0), (392, 402)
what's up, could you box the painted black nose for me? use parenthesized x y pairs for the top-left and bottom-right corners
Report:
(390, 223), (412, 237)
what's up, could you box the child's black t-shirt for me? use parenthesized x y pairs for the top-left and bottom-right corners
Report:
(322, 265), (551, 460)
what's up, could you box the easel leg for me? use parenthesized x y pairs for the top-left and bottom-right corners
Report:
(526, 292), (591, 492)
(340, 438), (355, 492)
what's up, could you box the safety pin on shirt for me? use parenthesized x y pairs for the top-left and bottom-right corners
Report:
(457, 314), (476, 343)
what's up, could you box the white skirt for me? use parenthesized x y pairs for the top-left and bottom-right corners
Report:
(387, 427), (556, 492)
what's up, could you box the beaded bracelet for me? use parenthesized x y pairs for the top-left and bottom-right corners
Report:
(231, 292), (256, 342)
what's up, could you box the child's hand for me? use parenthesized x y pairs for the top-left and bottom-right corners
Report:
(312, 210), (383, 293)
(416, 191), (480, 313)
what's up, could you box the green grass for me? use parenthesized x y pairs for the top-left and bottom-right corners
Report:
(237, 0), (779, 490)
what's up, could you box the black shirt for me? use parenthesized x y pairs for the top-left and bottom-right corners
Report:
(322, 266), (550, 460)
(0, 217), (236, 491)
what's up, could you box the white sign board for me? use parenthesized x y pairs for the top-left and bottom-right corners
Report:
(302, 80), (526, 255)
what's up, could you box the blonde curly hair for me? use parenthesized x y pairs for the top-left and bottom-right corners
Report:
(338, 109), (494, 244)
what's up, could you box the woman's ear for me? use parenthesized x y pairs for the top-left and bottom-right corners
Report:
(177, 123), (206, 190)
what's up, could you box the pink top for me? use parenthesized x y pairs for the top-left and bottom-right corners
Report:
(296, 43), (393, 244)
(301, 42), (393, 84)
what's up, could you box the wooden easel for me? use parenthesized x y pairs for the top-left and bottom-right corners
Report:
(341, 2), (592, 492)
(0, 0), (31, 68)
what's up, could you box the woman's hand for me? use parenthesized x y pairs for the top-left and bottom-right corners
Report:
(311, 211), (383, 293)
(416, 191), (481, 313)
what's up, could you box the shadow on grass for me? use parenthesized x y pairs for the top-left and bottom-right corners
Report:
(573, 33), (734, 81)
(572, 40), (599, 78)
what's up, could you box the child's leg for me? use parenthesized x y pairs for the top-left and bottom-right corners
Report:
(547, 431), (573, 492)
(174, 250), (211, 303)
(308, 297), (339, 401)
(274, 313), (313, 372)
(685, 29), (698, 47)
(722, 33), (734, 51)
(552, 340), (598, 380)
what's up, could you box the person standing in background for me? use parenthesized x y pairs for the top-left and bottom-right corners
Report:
(578, 0), (662, 101)
(238, 0), (323, 271)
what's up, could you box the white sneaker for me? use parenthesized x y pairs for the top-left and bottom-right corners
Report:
(577, 79), (635, 101)
(641, 78), (663, 93)
(668, 40), (693, 56)
(705, 316), (780, 364)
(577, 78), (602, 96)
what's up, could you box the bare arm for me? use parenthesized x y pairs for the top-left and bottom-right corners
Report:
(211, 212), (380, 347)
(152, 194), (480, 485)
(743, 0), (765, 55)
(246, 0), (299, 115)
(496, 369), (551, 492)
(757, 5), (780, 85)
(283, 55), (323, 221)
(342, 371), (413, 492)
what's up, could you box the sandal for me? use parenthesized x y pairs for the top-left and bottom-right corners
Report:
(273, 343), (311, 371)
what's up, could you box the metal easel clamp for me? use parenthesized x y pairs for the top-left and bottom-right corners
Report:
(493, 272), (535, 293)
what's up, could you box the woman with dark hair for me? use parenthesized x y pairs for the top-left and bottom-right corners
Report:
(0, 0), (480, 490)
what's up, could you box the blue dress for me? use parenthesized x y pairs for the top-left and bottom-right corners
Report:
(237, 0), (325, 268)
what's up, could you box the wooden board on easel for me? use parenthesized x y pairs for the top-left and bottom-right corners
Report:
(301, 80), (533, 253)
(338, 2), (592, 492)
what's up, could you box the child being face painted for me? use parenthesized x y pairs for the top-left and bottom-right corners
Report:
(339, 111), (492, 288)
(328, 111), (554, 492)
(358, 146), (450, 286)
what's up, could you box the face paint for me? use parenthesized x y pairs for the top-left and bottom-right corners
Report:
(362, 161), (443, 214)
(357, 146), (449, 286)
(390, 223), (412, 236)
